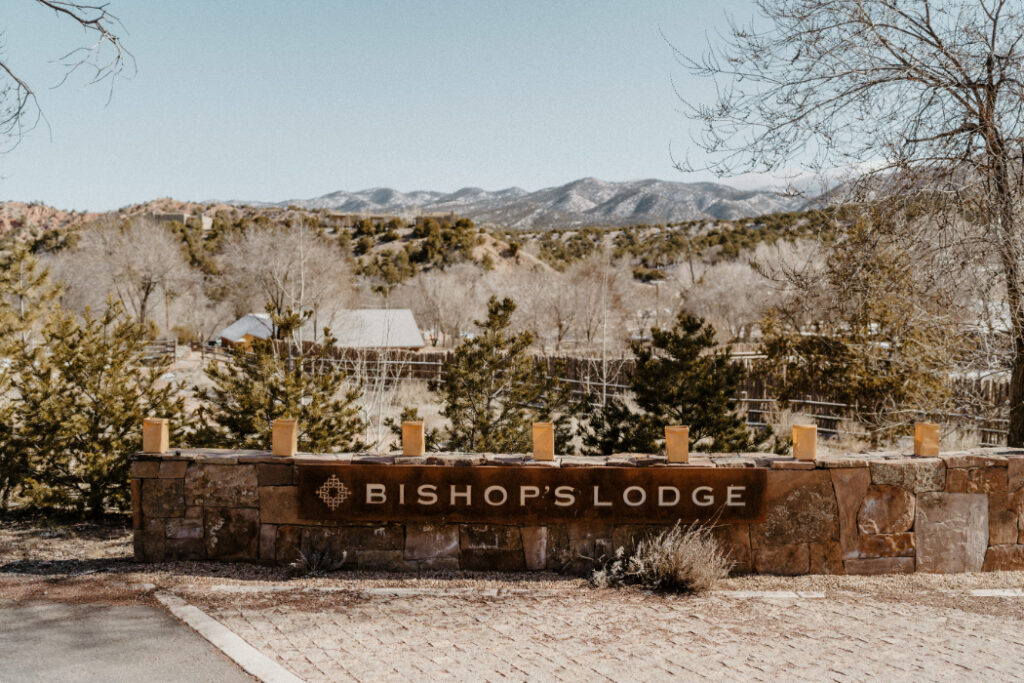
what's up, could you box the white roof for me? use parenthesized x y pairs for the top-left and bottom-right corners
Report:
(328, 309), (424, 348)
(218, 313), (274, 343)
(218, 309), (424, 349)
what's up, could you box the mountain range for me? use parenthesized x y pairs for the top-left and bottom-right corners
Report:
(243, 177), (808, 229)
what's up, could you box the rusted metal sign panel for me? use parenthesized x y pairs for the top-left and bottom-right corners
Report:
(297, 465), (766, 524)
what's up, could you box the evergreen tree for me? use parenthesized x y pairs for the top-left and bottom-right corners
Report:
(15, 302), (184, 517)
(432, 296), (576, 453)
(584, 311), (766, 454)
(191, 307), (364, 452)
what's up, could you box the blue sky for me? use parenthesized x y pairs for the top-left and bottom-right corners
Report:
(1, 1), (758, 210)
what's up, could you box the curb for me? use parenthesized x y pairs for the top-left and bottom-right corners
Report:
(154, 591), (303, 683)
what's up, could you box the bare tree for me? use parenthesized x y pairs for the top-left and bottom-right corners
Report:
(680, 0), (1024, 444)
(2, 2), (133, 151)
(218, 221), (353, 342)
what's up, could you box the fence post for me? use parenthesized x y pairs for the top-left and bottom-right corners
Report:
(665, 426), (689, 463)
(532, 423), (554, 461)
(272, 418), (298, 457)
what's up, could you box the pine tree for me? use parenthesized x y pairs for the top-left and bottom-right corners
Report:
(191, 307), (364, 452)
(584, 311), (765, 454)
(15, 301), (184, 517)
(432, 296), (576, 453)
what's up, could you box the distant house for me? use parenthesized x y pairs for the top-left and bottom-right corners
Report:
(216, 309), (425, 351)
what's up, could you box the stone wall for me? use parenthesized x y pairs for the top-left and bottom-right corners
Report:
(131, 449), (1024, 575)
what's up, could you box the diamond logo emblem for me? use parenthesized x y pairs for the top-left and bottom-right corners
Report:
(316, 474), (350, 510)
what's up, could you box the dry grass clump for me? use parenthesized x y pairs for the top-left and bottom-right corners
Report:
(591, 522), (733, 593)
(287, 547), (347, 578)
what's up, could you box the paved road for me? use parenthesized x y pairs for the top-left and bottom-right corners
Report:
(0, 602), (253, 683)
(198, 586), (1024, 681)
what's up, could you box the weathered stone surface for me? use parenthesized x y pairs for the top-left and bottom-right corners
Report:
(165, 518), (202, 540)
(831, 468), (870, 560)
(204, 507), (259, 561)
(1009, 457), (1024, 491)
(257, 463), (293, 487)
(356, 550), (414, 570)
(557, 455), (608, 468)
(423, 454), (484, 467)
(259, 524), (276, 563)
(276, 525), (302, 563)
(164, 537), (204, 560)
(158, 461), (188, 478)
(420, 556), (460, 571)
(857, 485), (915, 534)
(131, 479), (142, 531)
(131, 460), (159, 478)
(521, 526), (548, 570)
(967, 467), (1007, 494)
(750, 470), (839, 547)
(565, 521), (614, 567)
(141, 518), (165, 562)
(809, 541), (843, 575)
(405, 523), (459, 560)
(982, 545), (1024, 571)
(460, 524), (525, 572)
(185, 463), (258, 507)
(141, 478), (184, 518)
(989, 507), (1019, 546)
(816, 457), (870, 469)
(946, 468), (969, 493)
(611, 525), (655, 555)
(844, 557), (914, 575)
(1012, 488), (1024, 516)
(712, 524), (752, 574)
(915, 493), (988, 573)
(351, 454), (395, 465)
(260, 486), (316, 525)
(940, 453), (1008, 468)
(771, 460), (815, 470)
(752, 543), (809, 576)
(184, 505), (203, 519)
(870, 459), (945, 493)
(857, 533), (915, 558)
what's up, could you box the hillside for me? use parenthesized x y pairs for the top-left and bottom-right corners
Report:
(244, 177), (808, 229)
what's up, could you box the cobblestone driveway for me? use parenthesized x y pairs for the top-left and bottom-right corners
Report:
(194, 584), (1024, 681)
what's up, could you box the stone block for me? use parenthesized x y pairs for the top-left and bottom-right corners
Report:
(271, 418), (297, 457)
(405, 523), (459, 560)
(844, 557), (914, 575)
(611, 525), (655, 555)
(913, 422), (940, 457)
(259, 486), (306, 525)
(532, 422), (554, 461)
(461, 549), (527, 572)
(419, 556), (460, 571)
(141, 518), (166, 562)
(184, 505), (203, 519)
(276, 525), (302, 564)
(665, 426), (689, 463)
(141, 478), (185, 518)
(946, 468), (969, 493)
(857, 485), (915, 534)
(831, 468), (870, 560)
(164, 537), (204, 561)
(402, 421), (425, 457)
(204, 507), (259, 561)
(521, 526), (548, 570)
(260, 524), (277, 563)
(915, 493), (988, 573)
(712, 524), (752, 574)
(750, 470), (839, 547)
(967, 467), (1007, 494)
(1012, 488), (1024, 516)
(165, 518), (202, 540)
(857, 533), (915, 558)
(982, 545), (1024, 571)
(1009, 457), (1024, 491)
(357, 550), (414, 570)
(566, 521), (614, 565)
(131, 460), (160, 479)
(870, 459), (945, 493)
(809, 541), (844, 574)
(158, 461), (188, 479)
(257, 463), (293, 487)
(989, 507), (1019, 546)
(752, 543), (809, 576)
(941, 453), (1008, 468)
(142, 417), (169, 454)
(460, 524), (524, 551)
(131, 479), (142, 531)
(816, 457), (871, 469)
(185, 464), (258, 507)
(302, 525), (404, 564)
(772, 461), (816, 470)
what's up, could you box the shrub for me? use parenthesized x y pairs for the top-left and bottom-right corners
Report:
(591, 522), (733, 593)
